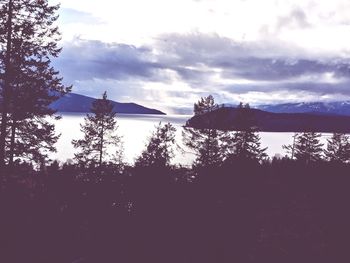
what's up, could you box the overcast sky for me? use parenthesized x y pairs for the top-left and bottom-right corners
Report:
(51, 0), (350, 114)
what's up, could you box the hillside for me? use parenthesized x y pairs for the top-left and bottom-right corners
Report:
(50, 93), (165, 115)
(186, 107), (350, 133)
(256, 101), (350, 116)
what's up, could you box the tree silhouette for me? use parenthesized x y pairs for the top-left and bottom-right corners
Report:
(135, 122), (176, 168)
(72, 92), (122, 168)
(324, 133), (350, 163)
(283, 132), (323, 163)
(194, 95), (219, 116)
(6, 116), (60, 166)
(224, 103), (267, 162)
(183, 95), (225, 167)
(0, 0), (69, 168)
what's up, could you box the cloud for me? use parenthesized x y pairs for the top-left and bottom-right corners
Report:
(223, 81), (350, 95)
(58, 8), (104, 25)
(53, 33), (350, 114)
(155, 33), (350, 82)
(276, 7), (311, 32)
(54, 38), (168, 84)
(218, 58), (350, 81)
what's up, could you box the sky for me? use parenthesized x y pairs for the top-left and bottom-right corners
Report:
(50, 0), (350, 114)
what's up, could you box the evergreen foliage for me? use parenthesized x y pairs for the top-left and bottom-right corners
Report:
(7, 117), (59, 165)
(183, 95), (226, 167)
(0, 0), (69, 167)
(224, 103), (267, 162)
(324, 133), (350, 163)
(194, 95), (218, 116)
(3, 157), (350, 262)
(135, 122), (176, 168)
(72, 92), (122, 168)
(283, 132), (324, 163)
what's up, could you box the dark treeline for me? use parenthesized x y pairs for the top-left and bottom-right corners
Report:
(2, 1), (350, 262)
(1, 95), (350, 263)
(2, 92), (350, 263)
(2, 160), (350, 263)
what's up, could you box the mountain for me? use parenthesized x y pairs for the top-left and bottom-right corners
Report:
(256, 101), (350, 116)
(50, 93), (165, 115)
(186, 107), (350, 133)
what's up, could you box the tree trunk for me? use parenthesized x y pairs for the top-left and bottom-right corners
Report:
(0, 0), (13, 168)
(99, 123), (104, 169)
(8, 117), (17, 167)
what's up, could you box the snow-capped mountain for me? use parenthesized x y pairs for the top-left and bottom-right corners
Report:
(255, 102), (350, 116)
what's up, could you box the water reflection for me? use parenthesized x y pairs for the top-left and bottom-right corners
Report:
(52, 113), (194, 165)
(52, 113), (331, 165)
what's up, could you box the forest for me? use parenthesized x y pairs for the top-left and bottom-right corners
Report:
(1, 1), (350, 263)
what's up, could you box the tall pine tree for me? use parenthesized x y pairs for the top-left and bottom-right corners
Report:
(183, 95), (225, 167)
(324, 133), (350, 163)
(283, 132), (324, 163)
(0, 0), (69, 167)
(224, 103), (267, 162)
(72, 92), (122, 168)
(135, 122), (176, 168)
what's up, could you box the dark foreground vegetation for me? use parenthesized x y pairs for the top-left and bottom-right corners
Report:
(1, 160), (350, 263)
(2, 1), (350, 262)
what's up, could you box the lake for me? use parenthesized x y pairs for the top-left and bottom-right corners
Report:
(52, 113), (332, 165)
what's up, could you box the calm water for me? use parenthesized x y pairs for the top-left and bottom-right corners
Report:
(52, 113), (332, 165)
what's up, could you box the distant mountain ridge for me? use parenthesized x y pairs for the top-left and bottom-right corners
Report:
(223, 101), (350, 116)
(256, 101), (350, 116)
(50, 93), (165, 115)
(186, 107), (350, 133)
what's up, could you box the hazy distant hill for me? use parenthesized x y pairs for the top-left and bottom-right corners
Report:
(256, 101), (350, 116)
(186, 107), (350, 133)
(50, 93), (165, 115)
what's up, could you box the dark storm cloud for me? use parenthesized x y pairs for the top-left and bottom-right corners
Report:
(170, 66), (215, 87)
(156, 33), (350, 82)
(56, 33), (350, 84)
(218, 58), (350, 81)
(55, 33), (350, 101)
(223, 81), (350, 96)
(54, 39), (168, 83)
(282, 82), (350, 95)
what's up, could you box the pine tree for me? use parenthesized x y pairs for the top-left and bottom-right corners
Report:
(135, 122), (176, 168)
(72, 92), (122, 168)
(324, 133), (350, 163)
(0, 0), (69, 167)
(6, 116), (59, 166)
(225, 130), (267, 161)
(183, 95), (225, 167)
(282, 133), (298, 160)
(283, 132), (323, 163)
(194, 95), (219, 116)
(224, 103), (267, 162)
